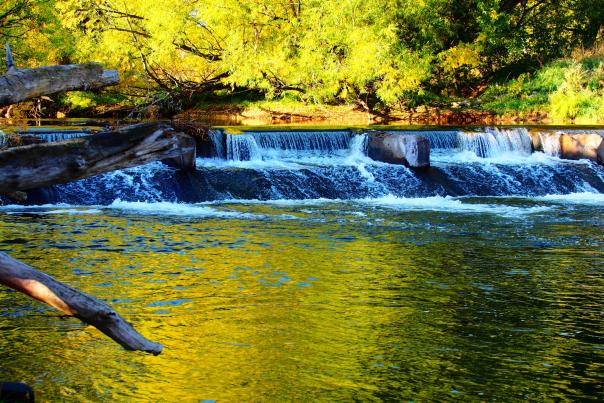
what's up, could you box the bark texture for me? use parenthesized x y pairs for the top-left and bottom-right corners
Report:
(0, 63), (119, 107)
(0, 252), (162, 354)
(0, 123), (196, 193)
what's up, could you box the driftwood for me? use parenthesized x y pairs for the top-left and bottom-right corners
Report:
(0, 43), (119, 107)
(0, 252), (162, 354)
(0, 122), (196, 193)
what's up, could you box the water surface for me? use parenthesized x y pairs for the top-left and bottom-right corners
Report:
(1, 195), (603, 401)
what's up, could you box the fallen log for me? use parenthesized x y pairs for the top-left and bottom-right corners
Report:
(0, 252), (162, 354)
(0, 122), (196, 193)
(0, 43), (119, 107)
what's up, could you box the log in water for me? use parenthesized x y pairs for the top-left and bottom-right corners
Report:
(0, 123), (196, 195)
(0, 252), (162, 354)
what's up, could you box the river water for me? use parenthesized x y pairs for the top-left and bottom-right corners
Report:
(1, 126), (604, 401)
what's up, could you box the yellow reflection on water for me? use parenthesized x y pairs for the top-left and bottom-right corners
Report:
(0, 203), (603, 401)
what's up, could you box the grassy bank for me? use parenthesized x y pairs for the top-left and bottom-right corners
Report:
(177, 49), (604, 126)
(477, 47), (604, 124)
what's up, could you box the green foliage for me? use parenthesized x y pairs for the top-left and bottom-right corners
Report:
(58, 91), (126, 112)
(2, 0), (604, 118)
(548, 62), (604, 122)
(479, 51), (604, 122)
(0, 0), (75, 69)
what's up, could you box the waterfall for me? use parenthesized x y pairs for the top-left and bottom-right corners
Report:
(6, 126), (604, 205)
(208, 129), (226, 158)
(226, 134), (261, 161)
(386, 128), (532, 157)
(224, 130), (354, 161)
(0, 130), (6, 147)
(17, 129), (92, 142)
(539, 132), (562, 157)
(348, 133), (368, 158)
(387, 130), (459, 149)
(456, 128), (532, 158)
(249, 130), (352, 152)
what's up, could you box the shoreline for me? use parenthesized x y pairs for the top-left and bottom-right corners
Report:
(175, 103), (601, 127)
(1, 101), (603, 128)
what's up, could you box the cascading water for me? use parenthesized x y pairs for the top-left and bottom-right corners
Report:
(0, 130), (5, 147)
(6, 127), (604, 205)
(539, 132), (562, 157)
(386, 130), (460, 149)
(208, 129), (226, 158)
(223, 130), (353, 161)
(226, 134), (261, 161)
(249, 130), (352, 152)
(17, 128), (92, 142)
(388, 128), (533, 157)
(457, 128), (533, 158)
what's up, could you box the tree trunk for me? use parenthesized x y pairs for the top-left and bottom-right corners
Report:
(0, 122), (196, 194)
(0, 252), (162, 355)
(0, 63), (119, 106)
(0, 43), (119, 107)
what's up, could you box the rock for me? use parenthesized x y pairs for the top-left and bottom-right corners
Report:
(528, 130), (542, 152)
(597, 140), (604, 165)
(560, 133), (603, 161)
(451, 101), (470, 109)
(171, 119), (214, 156)
(0, 382), (34, 402)
(367, 132), (430, 168)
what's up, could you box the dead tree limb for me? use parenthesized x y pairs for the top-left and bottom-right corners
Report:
(0, 252), (162, 355)
(5, 43), (15, 73)
(0, 122), (196, 193)
(0, 42), (119, 107)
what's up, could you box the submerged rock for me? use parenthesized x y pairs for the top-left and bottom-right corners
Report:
(367, 131), (430, 168)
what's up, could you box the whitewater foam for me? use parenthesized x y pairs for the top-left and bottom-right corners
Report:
(106, 200), (263, 218)
(355, 195), (552, 217)
(534, 192), (604, 205)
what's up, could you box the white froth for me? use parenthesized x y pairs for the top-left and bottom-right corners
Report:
(356, 195), (551, 217)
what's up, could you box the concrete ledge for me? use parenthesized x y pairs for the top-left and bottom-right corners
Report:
(367, 131), (430, 168)
(560, 133), (603, 162)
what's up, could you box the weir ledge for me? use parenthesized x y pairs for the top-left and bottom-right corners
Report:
(529, 130), (604, 164)
(366, 131), (431, 168)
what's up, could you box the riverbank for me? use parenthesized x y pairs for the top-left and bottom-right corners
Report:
(1, 51), (602, 126)
(177, 50), (604, 126)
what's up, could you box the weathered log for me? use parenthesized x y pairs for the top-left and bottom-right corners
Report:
(0, 123), (196, 193)
(5, 43), (16, 74)
(0, 42), (119, 107)
(0, 252), (162, 354)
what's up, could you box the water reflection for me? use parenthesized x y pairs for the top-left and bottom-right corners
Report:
(0, 200), (603, 400)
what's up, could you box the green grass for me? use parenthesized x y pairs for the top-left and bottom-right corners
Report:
(479, 50), (604, 123)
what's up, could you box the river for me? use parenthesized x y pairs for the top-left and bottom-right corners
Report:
(0, 125), (603, 401)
